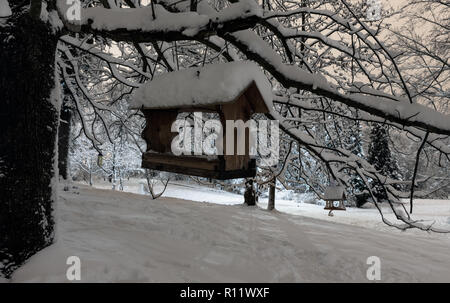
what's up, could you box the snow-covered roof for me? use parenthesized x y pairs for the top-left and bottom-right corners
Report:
(130, 61), (272, 109)
(323, 186), (346, 200)
(0, 0), (12, 17)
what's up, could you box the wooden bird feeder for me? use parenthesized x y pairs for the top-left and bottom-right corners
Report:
(130, 62), (272, 180)
(323, 186), (346, 216)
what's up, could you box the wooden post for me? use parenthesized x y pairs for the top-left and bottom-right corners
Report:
(268, 178), (275, 211)
(244, 179), (256, 206)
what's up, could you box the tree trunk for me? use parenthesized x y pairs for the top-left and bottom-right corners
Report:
(58, 105), (72, 180)
(244, 179), (256, 206)
(0, 10), (59, 278)
(89, 167), (93, 186)
(268, 179), (275, 211)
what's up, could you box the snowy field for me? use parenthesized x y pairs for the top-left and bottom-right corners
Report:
(8, 182), (450, 282)
(94, 179), (450, 235)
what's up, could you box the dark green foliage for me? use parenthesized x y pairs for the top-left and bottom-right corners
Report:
(343, 121), (367, 195)
(0, 10), (59, 278)
(367, 124), (402, 202)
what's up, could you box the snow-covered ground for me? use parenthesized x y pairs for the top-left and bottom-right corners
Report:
(94, 179), (450, 235)
(9, 182), (450, 282)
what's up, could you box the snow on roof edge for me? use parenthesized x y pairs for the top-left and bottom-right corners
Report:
(130, 61), (273, 110)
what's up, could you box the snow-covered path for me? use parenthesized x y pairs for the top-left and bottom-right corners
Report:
(11, 185), (450, 282)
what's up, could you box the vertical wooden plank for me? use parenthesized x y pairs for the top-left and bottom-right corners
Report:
(244, 81), (270, 113)
(142, 109), (179, 153)
(222, 94), (254, 171)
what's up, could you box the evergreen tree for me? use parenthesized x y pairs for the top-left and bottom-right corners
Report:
(342, 120), (369, 206)
(367, 124), (402, 202)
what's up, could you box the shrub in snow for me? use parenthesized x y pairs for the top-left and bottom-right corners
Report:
(299, 193), (322, 205)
